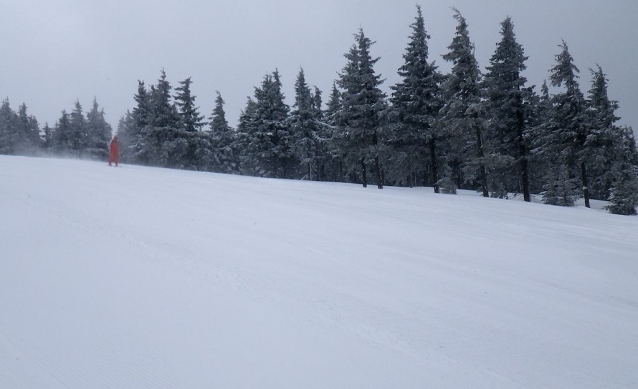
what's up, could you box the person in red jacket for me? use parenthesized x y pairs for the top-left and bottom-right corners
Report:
(108, 135), (119, 167)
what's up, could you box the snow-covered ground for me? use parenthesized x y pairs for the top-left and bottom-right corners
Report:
(1, 155), (637, 389)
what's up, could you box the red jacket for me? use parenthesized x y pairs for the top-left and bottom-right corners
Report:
(109, 138), (119, 165)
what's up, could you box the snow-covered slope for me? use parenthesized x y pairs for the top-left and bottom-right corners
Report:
(1, 156), (637, 389)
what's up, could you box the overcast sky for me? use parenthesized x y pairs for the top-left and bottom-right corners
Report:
(2, 0), (637, 133)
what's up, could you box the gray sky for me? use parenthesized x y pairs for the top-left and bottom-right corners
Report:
(2, 0), (637, 133)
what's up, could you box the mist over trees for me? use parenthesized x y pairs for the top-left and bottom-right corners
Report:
(1, 6), (636, 215)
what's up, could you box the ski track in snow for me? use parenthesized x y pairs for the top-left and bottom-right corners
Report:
(1, 155), (638, 388)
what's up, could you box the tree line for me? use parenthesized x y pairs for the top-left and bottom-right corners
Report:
(1, 6), (637, 215)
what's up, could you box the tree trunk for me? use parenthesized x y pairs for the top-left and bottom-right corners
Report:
(581, 161), (590, 208)
(429, 138), (439, 193)
(361, 158), (367, 188)
(375, 154), (383, 189)
(475, 126), (489, 197)
(517, 105), (531, 202)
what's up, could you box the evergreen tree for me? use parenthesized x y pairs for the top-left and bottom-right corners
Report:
(68, 101), (88, 156)
(605, 126), (638, 215)
(42, 123), (53, 151)
(586, 65), (622, 200)
(235, 97), (259, 175)
(483, 17), (531, 200)
(209, 91), (237, 173)
(337, 28), (387, 189)
(324, 83), (344, 181)
(175, 77), (210, 170)
(545, 41), (590, 207)
(289, 68), (323, 180)
(144, 69), (185, 168)
(175, 77), (205, 132)
(439, 9), (488, 196)
(16, 103), (40, 154)
(123, 80), (153, 164)
(52, 110), (72, 155)
(0, 99), (18, 155)
(116, 111), (136, 163)
(250, 70), (291, 178)
(85, 98), (113, 160)
(390, 5), (443, 191)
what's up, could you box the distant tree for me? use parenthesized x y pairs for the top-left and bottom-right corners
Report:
(605, 126), (638, 215)
(0, 99), (18, 155)
(52, 110), (72, 155)
(439, 9), (488, 196)
(85, 98), (113, 160)
(250, 70), (291, 178)
(42, 122), (54, 151)
(235, 97), (259, 175)
(144, 69), (185, 168)
(483, 17), (531, 201)
(390, 5), (443, 191)
(68, 101), (88, 156)
(289, 68), (323, 180)
(209, 91), (237, 173)
(175, 77), (205, 133)
(174, 77), (210, 170)
(585, 65), (622, 200)
(337, 28), (387, 189)
(320, 83), (343, 182)
(544, 41), (590, 207)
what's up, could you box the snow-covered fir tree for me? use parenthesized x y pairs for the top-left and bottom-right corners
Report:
(249, 70), (291, 178)
(483, 17), (531, 200)
(543, 41), (590, 207)
(235, 96), (259, 175)
(68, 101), (88, 156)
(585, 65), (623, 200)
(209, 91), (237, 174)
(323, 83), (345, 182)
(145, 70), (185, 168)
(389, 5), (443, 191)
(439, 9), (488, 196)
(52, 110), (72, 155)
(336, 28), (387, 189)
(605, 126), (638, 215)
(85, 98), (113, 160)
(174, 77), (210, 171)
(289, 68), (323, 180)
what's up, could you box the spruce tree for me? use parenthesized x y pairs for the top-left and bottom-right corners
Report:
(69, 101), (88, 156)
(439, 9), (488, 196)
(251, 70), (291, 178)
(175, 77), (205, 133)
(324, 83), (344, 181)
(483, 17), (531, 201)
(52, 110), (72, 155)
(546, 41), (590, 207)
(586, 65), (622, 200)
(235, 97), (259, 175)
(289, 68), (322, 180)
(16, 103), (40, 154)
(175, 77), (210, 170)
(605, 126), (638, 215)
(209, 91), (237, 173)
(0, 99), (18, 155)
(390, 5), (443, 192)
(145, 69), (184, 168)
(337, 28), (387, 189)
(85, 98), (113, 160)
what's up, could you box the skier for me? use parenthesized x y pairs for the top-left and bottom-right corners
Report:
(108, 135), (119, 167)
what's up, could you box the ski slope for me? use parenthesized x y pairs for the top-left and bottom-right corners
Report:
(1, 155), (637, 388)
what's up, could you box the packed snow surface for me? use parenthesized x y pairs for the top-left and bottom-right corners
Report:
(1, 156), (637, 388)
